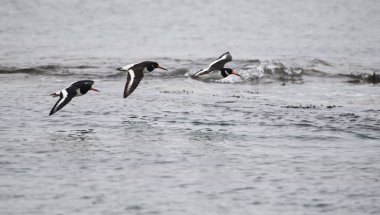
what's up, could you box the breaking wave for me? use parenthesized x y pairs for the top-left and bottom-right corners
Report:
(1, 58), (379, 84)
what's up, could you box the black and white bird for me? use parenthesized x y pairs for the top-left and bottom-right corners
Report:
(49, 80), (99, 116)
(191, 52), (241, 80)
(116, 61), (167, 98)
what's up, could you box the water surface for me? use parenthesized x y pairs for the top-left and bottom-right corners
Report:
(1, 0), (380, 214)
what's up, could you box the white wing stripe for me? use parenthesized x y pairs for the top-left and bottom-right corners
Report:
(55, 89), (68, 111)
(208, 53), (228, 69)
(127, 70), (135, 93)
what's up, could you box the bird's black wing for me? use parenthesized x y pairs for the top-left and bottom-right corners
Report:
(49, 88), (75, 116)
(124, 68), (144, 98)
(208, 52), (232, 71)
(193, 52), (232, 77)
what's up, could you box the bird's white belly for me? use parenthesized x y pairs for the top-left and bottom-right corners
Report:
(76, 88), (83, 97)
(143, 67), (150, 74)
(198, 70), (223, 80)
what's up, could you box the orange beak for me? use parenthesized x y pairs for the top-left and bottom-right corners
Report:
(232, 69), (242, 77)
(90, 87), (99, 92)
(158, 65), (167, 71)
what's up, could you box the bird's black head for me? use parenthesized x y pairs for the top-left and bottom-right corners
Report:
(221, 68), (242, 78)
(145, 61), (167, 72)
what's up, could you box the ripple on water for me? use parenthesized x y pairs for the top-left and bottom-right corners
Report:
(49, 129), (98, 143)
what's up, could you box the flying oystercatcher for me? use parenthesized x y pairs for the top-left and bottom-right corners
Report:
(116, 61), (167, 98)
(192, 52), (241, 80)
(49, 80), (99, 116)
